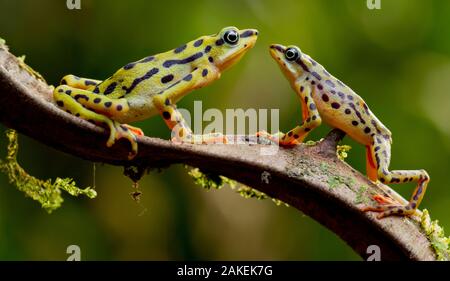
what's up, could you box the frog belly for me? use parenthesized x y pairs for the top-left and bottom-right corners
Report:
(113, 96), (159, 123)
(316, 101), (373, 146)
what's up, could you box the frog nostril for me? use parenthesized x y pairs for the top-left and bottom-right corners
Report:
(255, 31), (258, 35)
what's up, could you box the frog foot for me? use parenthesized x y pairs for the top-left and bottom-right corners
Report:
(198, 133), (228, 144)
(373, 194), (397, 205)
(256, 131), (298, 147)
(105, 121), (139, 159)
(172, 132), (228, 145)
(122, 124), (144, 137)
(361, 203), (416, 219)
(256, 130), (280, 143)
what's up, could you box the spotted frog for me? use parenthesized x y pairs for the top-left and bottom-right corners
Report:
(53, 27), (258, 159)
(259, 44), (429, 219)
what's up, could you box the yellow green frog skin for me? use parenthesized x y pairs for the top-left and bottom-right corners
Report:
(260, 44), (430, 219)
(53, 27), (258, 159)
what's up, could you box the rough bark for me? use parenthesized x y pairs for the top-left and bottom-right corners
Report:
(0, 46), (436, 260)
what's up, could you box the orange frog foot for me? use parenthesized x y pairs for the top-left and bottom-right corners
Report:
(122, 124), (144, 137)
(256, 131), (298, 148)
(172, 133), (228, 145)
(372, 194), (397, 205)
(361, 194), (415, 219)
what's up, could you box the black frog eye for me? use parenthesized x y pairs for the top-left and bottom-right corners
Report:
(223, 30), (240, 45)
(285, 48), (300, 61)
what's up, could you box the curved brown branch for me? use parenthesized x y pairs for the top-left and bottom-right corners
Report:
(0, 46), (436, 260)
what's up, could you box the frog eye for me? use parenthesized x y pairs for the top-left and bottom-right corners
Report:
(285, 48), (300, 61)
(223, 30), (240, 45)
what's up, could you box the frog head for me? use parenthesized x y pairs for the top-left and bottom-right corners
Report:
(205, 26), (258, 71)
(269, 44), (312, 85)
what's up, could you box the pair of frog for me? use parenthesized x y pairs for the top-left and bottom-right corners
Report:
(53, 27), (429, 219)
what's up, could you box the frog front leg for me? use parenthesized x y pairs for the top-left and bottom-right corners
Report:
(53, 85), (140, 159)
(257, 84), (322, 146)
(362, 135), (430, 218)
(153, 67), (227, 144)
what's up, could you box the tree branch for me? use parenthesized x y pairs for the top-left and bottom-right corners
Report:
(0, 45), (436, 260)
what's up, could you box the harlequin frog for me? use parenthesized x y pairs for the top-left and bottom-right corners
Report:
(259, 44), (429, 219)
(53, 26), (258, 159)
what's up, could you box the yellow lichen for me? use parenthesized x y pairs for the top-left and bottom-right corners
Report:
(17, 55), (47, 83)
(337, 144), (352, 161)
(354, 185), (369, 204)
(186, 166), (289, 206)
(420, 209), (450, 261)
(187, 167), (228, 190)
(0, 129), (96, 213)
(304, 140), (317, 146)
(235, 185), (268, 200)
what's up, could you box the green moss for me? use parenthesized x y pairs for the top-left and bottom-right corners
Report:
(346, 176), (356, 188)
(304, 140), (317, 146)
(235, 185), (268, 200)
(0, 130), (96, 213)
(272, 198), (290, 207)
(187, 167), (229, 190)
(327, 176), (343, 189)
(327, 174), (355, 189)
(420, 209), (450, 261)
(17, 55), (47, 83)
(0, 43), (44, 81)
(320, 162), (330, 173)
(337, 145), (352, 161)
(186, 166), (289, 207)
(354, 185), (369, 204)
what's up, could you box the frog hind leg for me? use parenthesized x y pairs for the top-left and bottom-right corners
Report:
(53, 85), (139, 159)
(365, 145), (403, 205)
(60, 74), (102, 91)
(58, 77), (145, 138)
(361, 135), (430, 219)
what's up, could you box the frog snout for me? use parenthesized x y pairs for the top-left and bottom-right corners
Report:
(270, 44), (286, 53)
(269, 44), (286, 61)
(240, 29), (259, 38)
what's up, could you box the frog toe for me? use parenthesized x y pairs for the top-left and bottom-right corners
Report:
(127, 145), (138, 160)
(256, 131), (281, 144)
(103, 122), (139, 159)
(361, 204), (415, 219)
(256, 130), (269, 137)
(122, 124), (144, 137)
(201, 132), (228, 144)
(172, 133), (228, 145)
(117, 125), (138, 157)
(106, 125), (117, 148)
(372, 194), (397, 205)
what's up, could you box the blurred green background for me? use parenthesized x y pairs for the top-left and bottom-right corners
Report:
(0, 0), (449, 260)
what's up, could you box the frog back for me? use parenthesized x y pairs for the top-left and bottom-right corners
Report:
(306, 61), (391, 145)
(94, 52), (194, 101)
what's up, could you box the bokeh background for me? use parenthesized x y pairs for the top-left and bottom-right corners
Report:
(0, 0), (449, 260)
